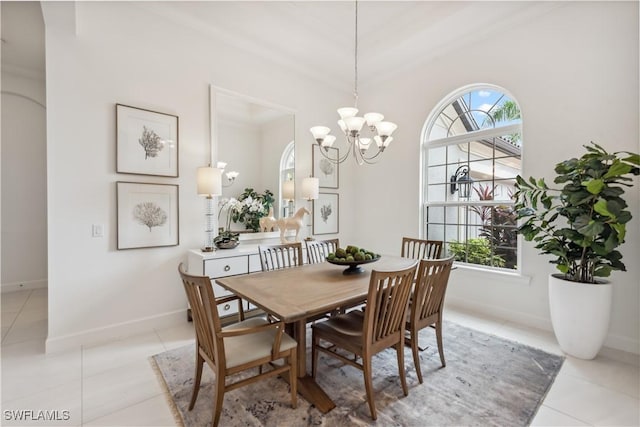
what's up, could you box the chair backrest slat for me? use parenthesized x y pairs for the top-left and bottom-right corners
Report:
(401, 237), (443, 260)
(364, 263), (418, 347)
(179, 263), (222, 366)
(413, 256), (454, 322)
(305, 239), (340, 264)
(258, 243), (303, 271)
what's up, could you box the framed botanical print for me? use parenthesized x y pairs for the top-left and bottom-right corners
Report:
(313, 192), (339, 235)
(116, 104), (179, 177)
(117, 181), (179, 250)
(313, 145), (339, 189)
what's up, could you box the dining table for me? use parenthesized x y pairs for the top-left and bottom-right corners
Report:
(215, 254), (417, 413)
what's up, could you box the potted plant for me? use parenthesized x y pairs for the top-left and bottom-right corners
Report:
(514, 142), (638, 359)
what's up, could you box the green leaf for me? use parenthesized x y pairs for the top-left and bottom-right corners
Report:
(611, 223), (626, 242)
(622, 153), (639, 165)
(603, 160), (632, 179)
(583, 179), (604, 194)
(593, 200), (614, 218)
(557, 264), (569, 274)
(578, 220), (605, 238)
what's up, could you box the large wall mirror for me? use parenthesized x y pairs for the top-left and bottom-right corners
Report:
(210, 86), (295, 232)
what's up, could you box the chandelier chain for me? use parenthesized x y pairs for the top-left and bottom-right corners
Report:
(354, 0), (358, 107)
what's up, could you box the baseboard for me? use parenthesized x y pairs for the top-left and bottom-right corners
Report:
(446, 296), (640, 359)
(446, 295), (553, 331)
(45, 309), (187, 354)
(1, 279), (47, 293)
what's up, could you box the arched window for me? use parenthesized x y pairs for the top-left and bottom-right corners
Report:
(422, 85), (522, 270)
(279, 140), (295, 217)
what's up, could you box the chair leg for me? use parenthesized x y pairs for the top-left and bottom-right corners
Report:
(396, 343), (408, 396)
(289, 348), (298, 408)
(211, 368), (226, 427)
(188, 351), (204, 410)
(410, 327), (423, 384)
(311, 332), (319, 379)
(362, 355), (377, 420)
(436, 319), (446, 367)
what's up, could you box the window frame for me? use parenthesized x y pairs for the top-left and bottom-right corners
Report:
(420, 84), (522, 273)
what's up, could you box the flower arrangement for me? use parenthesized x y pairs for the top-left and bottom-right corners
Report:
(218, 188), (275, 234)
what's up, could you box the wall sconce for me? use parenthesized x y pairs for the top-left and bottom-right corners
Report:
(197, 165), (223, 252)
(450, 165), (472, 198)
(216, 161), (239, 187)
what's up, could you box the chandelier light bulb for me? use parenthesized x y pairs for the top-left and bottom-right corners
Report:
(337, 107), (358, 120)
(310, 126), (331, 143)
(358, 137), (372, 153)
(226, 171), (239, 181)
(364, 112), (384, 127)
(374, 135), (393, 150)
(337, 120), (347, 135)
(375, 121), (398, 137)
(344, 116), (366, 133)
(321, 134), (336, 149)
(216, 161), (227, 170)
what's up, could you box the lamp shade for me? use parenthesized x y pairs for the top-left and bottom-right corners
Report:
(282, 180), (295, 201)
(197, 166), (222, 196)
(302, 177), (319, 200)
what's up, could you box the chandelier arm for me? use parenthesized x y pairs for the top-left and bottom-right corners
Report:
(316, 143), (352, 164)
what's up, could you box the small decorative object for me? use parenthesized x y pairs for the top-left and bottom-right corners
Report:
(326, 245), (381, 275)
(116, 104), (179, 177)
(213, 231), (239, 249)
(116, 181), (179, 250)
(515, 142), (638, 359)
(230, 188), (275, 232)
(313, 145), (339, 188)
(313, 192), (339, 235)
(276, 207), (309, 243)
(259, 207), (278, 232)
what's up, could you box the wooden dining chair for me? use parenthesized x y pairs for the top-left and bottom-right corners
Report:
(311, 262), (419, 420)
(406, 256), (454, 384)
(178, 263), (297, 427)
(401, 237), (443, 260)
(258, 242), (304, 271)
(305, 238), (340, 264)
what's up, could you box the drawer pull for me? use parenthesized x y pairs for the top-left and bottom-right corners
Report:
(223, 303), (231, 311)
(224, 265), (231, 272)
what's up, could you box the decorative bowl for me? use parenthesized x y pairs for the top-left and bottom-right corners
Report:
(326, 255), (381, 275)
(215, 240), (240, 250)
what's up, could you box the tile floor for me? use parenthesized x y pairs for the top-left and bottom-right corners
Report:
(1, 288), (639, 426)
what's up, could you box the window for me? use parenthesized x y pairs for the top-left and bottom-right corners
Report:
(422, 85), (522, 270)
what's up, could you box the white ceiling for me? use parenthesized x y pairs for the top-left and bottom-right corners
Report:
(1, 1), (561, 90)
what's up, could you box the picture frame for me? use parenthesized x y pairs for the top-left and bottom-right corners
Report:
(313, 192), (339, 235)
(116, 104), (179, 177)
(313, 145), (339, 188)
(116, 181), (179, 250)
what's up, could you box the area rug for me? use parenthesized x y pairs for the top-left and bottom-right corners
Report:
(150, 321), (563, 426)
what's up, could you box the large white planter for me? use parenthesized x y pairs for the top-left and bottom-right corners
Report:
(548, 274), (612, 359)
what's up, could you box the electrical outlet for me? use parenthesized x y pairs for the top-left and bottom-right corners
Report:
(92, 224), (104, 238)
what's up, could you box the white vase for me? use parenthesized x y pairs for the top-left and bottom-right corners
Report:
(548, 274), (612, 360)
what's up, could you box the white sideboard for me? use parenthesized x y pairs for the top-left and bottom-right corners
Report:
(187, 245), (263, 319)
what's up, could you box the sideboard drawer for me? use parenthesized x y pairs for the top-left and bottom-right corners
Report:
(215, 297), (241, 317)
(205, 257), (249, 278)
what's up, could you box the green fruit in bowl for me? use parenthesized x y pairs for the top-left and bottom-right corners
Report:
(335, 248), (347, 258)
(327, 253), (336, 260)
(354, 252), (365, 261)
(346, 255), (354, 262)
(364, 253), (372, 260)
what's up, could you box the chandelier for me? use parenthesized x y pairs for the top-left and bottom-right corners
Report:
(310, 0), (397, 165)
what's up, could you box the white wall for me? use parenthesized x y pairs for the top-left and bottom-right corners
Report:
(42, 2), (350, 351)
(352, 2), (640, 354)
(41, 1), (639, 355)
(1, 72), (48, 292)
